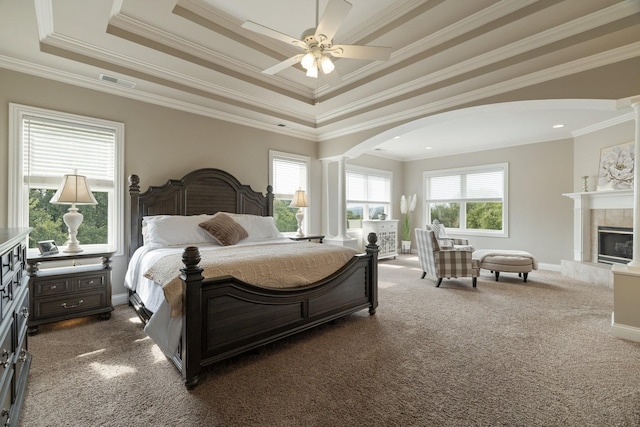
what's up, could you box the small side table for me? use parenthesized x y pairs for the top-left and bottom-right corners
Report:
(285, 233), (325, 243)
(27, 249), (114, 335)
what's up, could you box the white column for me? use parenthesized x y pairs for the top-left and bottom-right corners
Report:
(336, 156), (348, 239)
(627, 102), (640, 270)
(321, 159), (333, 238)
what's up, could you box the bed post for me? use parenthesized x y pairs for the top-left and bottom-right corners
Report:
(366, 232), (379, 315)
(266, 184), (274, 216)
(128, 174), (140, 259)
(181, 246), (204, 390)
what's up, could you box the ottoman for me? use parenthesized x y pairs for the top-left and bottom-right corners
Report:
(472, 249), (537, 282)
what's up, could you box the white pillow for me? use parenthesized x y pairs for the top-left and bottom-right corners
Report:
(226, 213), (284, 241)
(142, 214), (217, 247)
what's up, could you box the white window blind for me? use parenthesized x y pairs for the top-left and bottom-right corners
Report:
(347, 171), (390, 203)
(272, 157), (307, 197)
(429, 175), (461, 200)
(22, 116), (115, 188)
(465, 171), (503, 199)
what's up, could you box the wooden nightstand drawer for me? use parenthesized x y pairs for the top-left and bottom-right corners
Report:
(76, 272), (107, 291)
(33, 292), (106, 319)
(34, 277), (72, 297)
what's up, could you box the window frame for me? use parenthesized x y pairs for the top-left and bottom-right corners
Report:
(269, 150), (311, 234)
(423, 162), (509, 237)
(8, 103), (125, 255)
(346, 165), (393, 229)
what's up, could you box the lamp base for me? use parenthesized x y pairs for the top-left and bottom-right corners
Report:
(63, 206), (84, 253)
(295, 208), (304, 237)
(63, 243), (84, 253)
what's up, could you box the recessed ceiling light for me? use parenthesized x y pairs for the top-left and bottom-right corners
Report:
(393, 136), (400, 139)
(552, 124), (565, 129)
(425, 146), (432, 150)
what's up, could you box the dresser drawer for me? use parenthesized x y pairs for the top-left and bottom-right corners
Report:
(32, 292), (106, 319)
(0, 318), (13, 392)
(33, 277), (72, 297)
(14, 290), (29, 346)
(0, 251), (11, 286)
(0, 373), (11, 427)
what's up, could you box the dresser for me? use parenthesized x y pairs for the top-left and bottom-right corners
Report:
(0, 228), (31, 427)
(362, 220), (398, 259)
(27, 250), (114, 335)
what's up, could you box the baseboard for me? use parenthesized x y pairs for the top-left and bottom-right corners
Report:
(538, 262), (560, 272)
(611, 313), (640, 342)
(112, 292), (129, 306)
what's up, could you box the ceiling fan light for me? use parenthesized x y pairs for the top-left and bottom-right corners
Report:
(301, 52), (315, 70)
(306, 63), (318, 78)
(320, 55), (335, 74)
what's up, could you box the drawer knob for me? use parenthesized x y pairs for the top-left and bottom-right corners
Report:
(21, 307), (29, 319)
(18, 349), (28, 362)
(61, 300), (84, 309)
(88, 280), (94, 285)
(50, 285), (57, 290)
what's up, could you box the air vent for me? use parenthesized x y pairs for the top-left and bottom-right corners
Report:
(276, 123), (286, 127)
(99, 73), (136, 88)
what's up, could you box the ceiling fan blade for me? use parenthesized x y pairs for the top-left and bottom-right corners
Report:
(262, 54), (305, 75)
(315, 0), (353, 43)
(242, 20), (308, 50)
(328, 44), (392, 61)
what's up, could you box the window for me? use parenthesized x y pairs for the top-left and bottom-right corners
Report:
(346, 166), (392, 229)
(8, 104), (124, 253)
(269, 151), (310, 233)
(424, 163), (508, 236)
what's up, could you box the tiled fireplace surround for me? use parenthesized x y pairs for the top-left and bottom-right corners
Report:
(561, 189), (634, 287)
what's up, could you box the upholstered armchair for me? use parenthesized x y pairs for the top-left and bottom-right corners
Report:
(426, 219), (474, 251)
(415, 228), (480, 287)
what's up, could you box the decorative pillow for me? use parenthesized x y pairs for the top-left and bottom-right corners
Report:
(431, 219), (447, 239)
(226, 213), (284, 241)
(199, 213), (248, 246)
(142, 214), (216, 247)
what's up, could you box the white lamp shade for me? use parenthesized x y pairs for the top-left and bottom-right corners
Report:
(50, 174), (98, 205)
(320, 55), (335, 74)
(301, 52), (315, 70)
(289, 189), (309, 208)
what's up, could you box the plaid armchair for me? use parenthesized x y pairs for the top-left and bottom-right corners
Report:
(415, 228), (479, 287)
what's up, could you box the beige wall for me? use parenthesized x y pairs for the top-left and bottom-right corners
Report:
(404, 139), (575, 265)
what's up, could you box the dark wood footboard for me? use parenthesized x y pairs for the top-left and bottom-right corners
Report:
(178, 232), (379, 389)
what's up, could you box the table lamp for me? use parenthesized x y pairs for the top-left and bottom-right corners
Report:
(289, 189), (309, 237)
(50, 173), (98, 253)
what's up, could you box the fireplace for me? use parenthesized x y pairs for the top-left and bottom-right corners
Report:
(598, 226), (633, 264)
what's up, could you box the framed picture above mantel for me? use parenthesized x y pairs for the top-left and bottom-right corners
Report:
(597, 141), (635, 191)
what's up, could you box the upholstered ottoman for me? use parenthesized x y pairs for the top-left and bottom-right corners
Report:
(472, 249), (537, 282)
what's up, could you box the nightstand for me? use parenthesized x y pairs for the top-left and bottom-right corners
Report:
(285, 233), (324, 243)
(26, 249), (114, 335)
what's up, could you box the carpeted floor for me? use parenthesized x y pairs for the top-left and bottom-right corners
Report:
(20, 255), (640, 426)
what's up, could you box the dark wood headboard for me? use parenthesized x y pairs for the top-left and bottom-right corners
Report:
(128, 168), (274, 258)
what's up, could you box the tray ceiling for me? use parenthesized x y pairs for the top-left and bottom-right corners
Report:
(1, 0), (639, 160)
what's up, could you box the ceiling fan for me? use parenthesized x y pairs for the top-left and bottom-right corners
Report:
(241, 0), (392, 78)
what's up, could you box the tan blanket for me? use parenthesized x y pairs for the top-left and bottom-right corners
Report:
(144, 242), (359, 317)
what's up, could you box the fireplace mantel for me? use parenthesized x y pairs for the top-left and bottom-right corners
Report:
(563, 190), (634, 261)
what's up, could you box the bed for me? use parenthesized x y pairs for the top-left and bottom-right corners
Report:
(125, 168), (379, 389)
